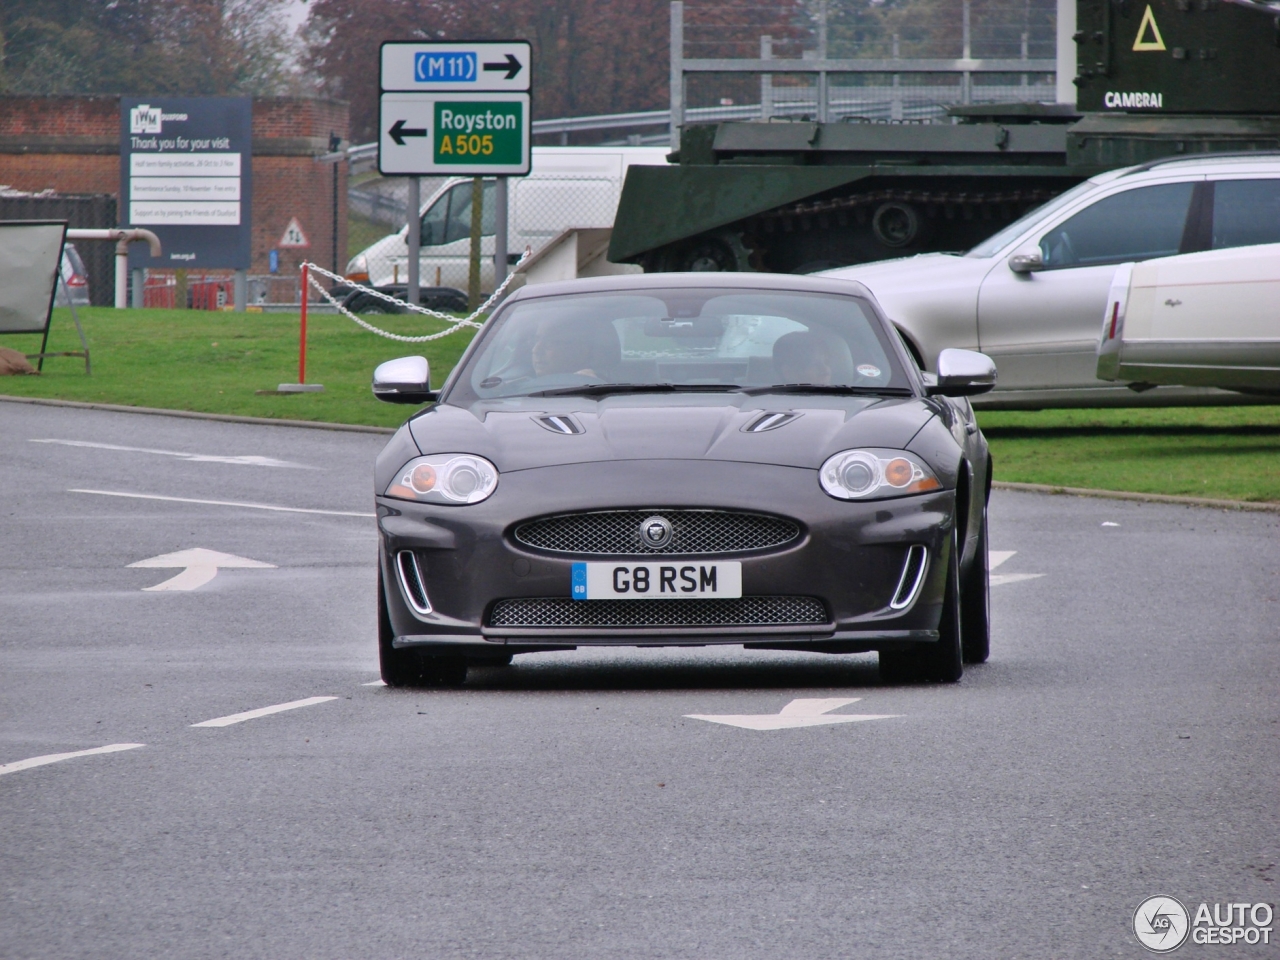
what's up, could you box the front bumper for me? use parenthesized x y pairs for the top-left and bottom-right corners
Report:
(377, 459), (955, 656)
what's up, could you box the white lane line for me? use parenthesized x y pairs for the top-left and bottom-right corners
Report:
(70, 489), (374, 518)
(128, 548), (276, 592)
(31, 438), (308, 468)
(686, 697), (900, 731)
(192, 696), (338, 728)
(0, 743), (145, 777)
(361, 680), (386, 687)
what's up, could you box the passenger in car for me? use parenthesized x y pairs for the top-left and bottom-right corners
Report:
(772, 331), (834, 384)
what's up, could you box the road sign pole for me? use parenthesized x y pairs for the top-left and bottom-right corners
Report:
(467, 176), (483, 311)
(299, 263), (308, 383)
(406, 176), (420, 306)
(494, 176), (508, 286)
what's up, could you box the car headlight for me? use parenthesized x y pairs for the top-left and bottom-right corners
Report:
(345, 253), (370, 282)
(819, 449), (942, 500)
(385, 455), (498, 504)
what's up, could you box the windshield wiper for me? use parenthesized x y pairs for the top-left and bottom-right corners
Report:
(738, 383), (913, 397)
(531, 383), (743, 397)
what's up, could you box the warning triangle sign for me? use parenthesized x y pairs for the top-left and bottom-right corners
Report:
(1132, 5), (1166, 51)
(279, 217), (310, 248)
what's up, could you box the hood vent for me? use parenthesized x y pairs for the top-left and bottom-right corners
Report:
(534, 414), (585, 435)
(742, 411), (800, 433)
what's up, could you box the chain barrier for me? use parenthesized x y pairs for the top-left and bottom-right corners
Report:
(299, 249), (531, 343)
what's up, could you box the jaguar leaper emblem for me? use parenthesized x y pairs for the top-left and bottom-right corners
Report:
(639, 515), (674, 549)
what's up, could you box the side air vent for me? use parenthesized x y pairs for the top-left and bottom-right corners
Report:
(743, 411), (799, 433)
(535, 414), (584, 435)
(396, 550), (432, 617)
(889, 545), (928, 610)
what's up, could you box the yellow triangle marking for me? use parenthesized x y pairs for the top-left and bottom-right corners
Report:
(1133, 5), (1166, 51)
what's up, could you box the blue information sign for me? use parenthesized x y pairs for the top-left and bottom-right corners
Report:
(121, 97), (252, 271)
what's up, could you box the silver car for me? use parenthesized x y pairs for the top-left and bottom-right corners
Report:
(53, 243), (91, 307)
(822, 154), (1280, 409)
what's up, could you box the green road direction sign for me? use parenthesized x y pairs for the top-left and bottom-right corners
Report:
(378, 93), (530, 175)
(378, 41), (531, 177)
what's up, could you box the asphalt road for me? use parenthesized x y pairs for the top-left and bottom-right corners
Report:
(1, 399), (1277, 959)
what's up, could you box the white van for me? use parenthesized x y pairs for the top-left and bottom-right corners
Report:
(344, 146), (669, 296)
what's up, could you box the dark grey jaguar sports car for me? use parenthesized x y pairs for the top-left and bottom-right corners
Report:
(371, 273), (996, 686)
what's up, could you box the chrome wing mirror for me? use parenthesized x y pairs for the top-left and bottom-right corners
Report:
(928, 348), (997, 397)
(1008, 253), (1044, 274)
(372, 355), (435, 404)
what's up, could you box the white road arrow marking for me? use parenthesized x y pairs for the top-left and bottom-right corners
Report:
(686, 697), (900, 731)
(0, 743), (144, 777)
(31, 438), (307, 468)
(128, 548), (276, 591)
(989, 550), (1017, 570)
(990, 572), (1045, 586)
(988, 550), (1045, 587)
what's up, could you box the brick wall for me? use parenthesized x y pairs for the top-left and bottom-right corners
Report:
(0, 95), (349, 281)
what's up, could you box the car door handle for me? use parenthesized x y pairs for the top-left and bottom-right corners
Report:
(966, 421), (978, 434)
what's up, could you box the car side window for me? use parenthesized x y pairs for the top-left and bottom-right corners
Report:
(1038, 182), (1196, 268)
(442, 180), (497, 245)
(1211, 179), (1280, 249)
(420, 191), (451, 246)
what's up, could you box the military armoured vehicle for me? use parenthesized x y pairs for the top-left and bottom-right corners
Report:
(610, 0), (1280, 274)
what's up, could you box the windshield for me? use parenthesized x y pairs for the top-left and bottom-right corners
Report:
(964, 179), (1098, 258)
(449, 288), (912, 402)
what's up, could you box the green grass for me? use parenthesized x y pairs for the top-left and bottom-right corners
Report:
(978, 406), (1280, 503)
(5, 308), (1278, 502)
(0, 306), (477, 429)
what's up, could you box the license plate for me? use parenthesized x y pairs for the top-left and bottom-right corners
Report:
(571, 561), (741, 600)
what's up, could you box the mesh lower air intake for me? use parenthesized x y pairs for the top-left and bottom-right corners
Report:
(489, 596), (828, 628)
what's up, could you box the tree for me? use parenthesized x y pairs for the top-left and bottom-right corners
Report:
(304, 0), (678, 143)
(0, 0), (310, 96)
(304, 0), (814, 143)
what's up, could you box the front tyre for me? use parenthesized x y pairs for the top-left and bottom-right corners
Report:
(960, 498), (991, 664)
(879, 527), (964, 684)
(378, 570), (468, 687)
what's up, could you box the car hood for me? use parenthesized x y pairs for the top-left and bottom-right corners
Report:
(822, 253), (993, 300)
(407, 394), (936, 472)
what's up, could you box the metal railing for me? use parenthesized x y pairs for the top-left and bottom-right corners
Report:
(668, 0), (1056, 148)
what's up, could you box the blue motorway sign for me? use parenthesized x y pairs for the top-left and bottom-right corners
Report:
(121, 97), (252, 271)
(415, 52), (477, 83)
(381, 42), (531, 93)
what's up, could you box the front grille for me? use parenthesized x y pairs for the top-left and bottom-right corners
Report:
(489, 596), (828, 628)
(513, 510), (800, 556)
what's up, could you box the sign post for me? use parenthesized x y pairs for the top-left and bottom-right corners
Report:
(379, 41), (531, 305)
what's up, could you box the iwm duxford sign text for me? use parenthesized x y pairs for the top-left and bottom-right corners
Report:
(378, 41), (532, 177)
(121, 97), (252, 270)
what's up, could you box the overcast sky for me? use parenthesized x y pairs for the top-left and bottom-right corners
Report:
(284, 0), (309, 33)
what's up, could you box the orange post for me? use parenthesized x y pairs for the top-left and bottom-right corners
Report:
(299, 263), (309, 385)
